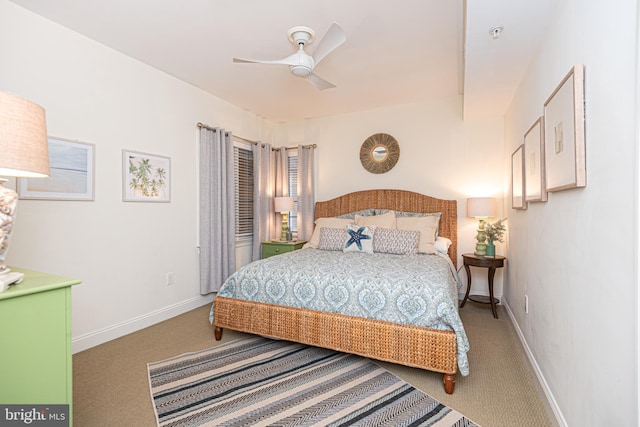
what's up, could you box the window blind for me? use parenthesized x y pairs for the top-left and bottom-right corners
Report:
(234, 146), (253, 238)
(288, 154), (298, 233)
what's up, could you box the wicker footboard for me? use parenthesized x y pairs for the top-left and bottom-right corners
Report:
(213, 296), (458, 392)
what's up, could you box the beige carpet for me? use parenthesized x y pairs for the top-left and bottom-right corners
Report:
(73, 302), (557, 427)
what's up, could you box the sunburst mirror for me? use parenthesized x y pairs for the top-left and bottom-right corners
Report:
(359, 133), (400, 174)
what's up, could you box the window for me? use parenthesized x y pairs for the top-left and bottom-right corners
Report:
(287, 152), (298, 233)
(234, 143), (253, 240)
(233, 142), (295, 239)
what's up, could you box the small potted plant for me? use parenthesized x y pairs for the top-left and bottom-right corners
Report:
(484, 218), (507, 256)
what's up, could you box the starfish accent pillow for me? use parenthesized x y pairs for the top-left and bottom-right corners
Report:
(343, 225), (375, 253)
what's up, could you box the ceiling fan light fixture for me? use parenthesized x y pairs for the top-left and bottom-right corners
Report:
(233, 23), (345, 90)
(290, 65), (312, 77)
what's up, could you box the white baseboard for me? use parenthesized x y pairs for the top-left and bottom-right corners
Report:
(72, 295), (214, 354)
(502, 301), (568, 427)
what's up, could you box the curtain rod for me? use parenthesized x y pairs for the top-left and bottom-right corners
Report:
(197, 122), (316, 150)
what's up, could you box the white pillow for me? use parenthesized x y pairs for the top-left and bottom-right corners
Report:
(355, 210), (396, 229)
(435, 236), (452, 254)
(396, 216), (439, 254)
(304, 217), (354, 248)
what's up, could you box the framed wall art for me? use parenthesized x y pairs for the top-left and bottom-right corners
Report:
(511, 144), (526, 210)
(524, 116), (547, 203)
(543, 64), (586, 192)
(122, 150), (171, 202)
(18, 137), (95, 201)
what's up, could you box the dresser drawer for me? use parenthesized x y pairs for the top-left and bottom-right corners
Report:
(261, 241), (306, 259)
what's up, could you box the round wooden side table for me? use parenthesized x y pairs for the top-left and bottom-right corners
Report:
(460, 253), (506, 319)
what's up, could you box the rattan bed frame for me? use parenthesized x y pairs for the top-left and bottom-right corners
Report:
(214, 189), (460, 393)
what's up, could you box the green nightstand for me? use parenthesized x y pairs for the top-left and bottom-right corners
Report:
(0, 268), (81, 419)
(261, 240), (307, 259)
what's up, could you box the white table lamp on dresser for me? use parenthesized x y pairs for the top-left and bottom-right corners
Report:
(0, 92), (50, 290)
(274, 196), (294, 241)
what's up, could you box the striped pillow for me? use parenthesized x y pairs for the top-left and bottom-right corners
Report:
(373, 228), (420, 255)
(318, 227), (347, 251)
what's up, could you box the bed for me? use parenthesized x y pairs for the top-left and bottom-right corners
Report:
(211, 189), (469, 394)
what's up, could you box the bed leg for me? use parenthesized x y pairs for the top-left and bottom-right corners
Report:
(214, 326), (223, 341)
(443, 373), (456, 394)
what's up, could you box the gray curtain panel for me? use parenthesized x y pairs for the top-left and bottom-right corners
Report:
(252, 142), (276, 260)
(274, 147), (289, 197)
(199, 127), (235, 294)
(274, 148), (289, 239)
(297, 145), (315, 241)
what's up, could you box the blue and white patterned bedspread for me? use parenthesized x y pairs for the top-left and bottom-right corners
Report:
(211, 248), (470, 376)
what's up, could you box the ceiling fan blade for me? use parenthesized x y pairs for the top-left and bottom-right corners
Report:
(306, 73), (336, 91)
(233, 52), (300, 67)
(311, 22), (346, 65)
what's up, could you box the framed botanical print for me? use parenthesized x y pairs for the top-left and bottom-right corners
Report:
(122, 150), (171, 202)
(511, 144), (526, 210)
(544, 64), (586, 192)
(524, 117), (547, 202)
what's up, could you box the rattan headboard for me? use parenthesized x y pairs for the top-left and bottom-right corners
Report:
(314, 189), (458, 268)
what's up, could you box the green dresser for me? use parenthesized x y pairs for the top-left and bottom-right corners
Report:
(261, 241), (307, 259)
(0, 269), (80, 418)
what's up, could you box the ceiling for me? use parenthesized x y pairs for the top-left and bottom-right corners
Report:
(9, 0), (556, 123)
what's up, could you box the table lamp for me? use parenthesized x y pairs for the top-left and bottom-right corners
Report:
(0, 92), (50, 280)
(274, 196), (294, 241)
(467, 197), (496, 256)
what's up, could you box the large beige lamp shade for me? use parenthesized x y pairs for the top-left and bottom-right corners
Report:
(0, 92), (50, 278)
(467, 197), (496, 219)
(0, 92), (49, 177)
(467, 197), (496, 256)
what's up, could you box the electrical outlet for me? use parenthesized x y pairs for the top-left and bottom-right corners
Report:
(166, 272), (175, 286)
(525, 294), (529, 314)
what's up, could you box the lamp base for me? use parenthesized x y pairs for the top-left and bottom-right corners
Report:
(280, 212), (289, 241)
(474, 219), (488, 256)
(0, 179), (17, 273)
(474, 243), (488, 256)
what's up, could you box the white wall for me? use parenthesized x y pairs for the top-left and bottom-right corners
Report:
(0, 1), (275, 352)
(276, 97), (507, 294)
(503, 0), (639, 425)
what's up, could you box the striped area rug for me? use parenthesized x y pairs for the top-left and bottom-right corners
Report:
(148, 337), (479, 427)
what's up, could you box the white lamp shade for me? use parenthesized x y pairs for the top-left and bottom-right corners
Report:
(0, 92), (49, 177)
(467, 197), (496, 218)
(274, 196), (294, 213)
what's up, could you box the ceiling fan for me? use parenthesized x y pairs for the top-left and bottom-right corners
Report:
(233, 22), (346, 90)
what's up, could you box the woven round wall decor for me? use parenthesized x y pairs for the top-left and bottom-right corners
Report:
(359, 133), (400, 174)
